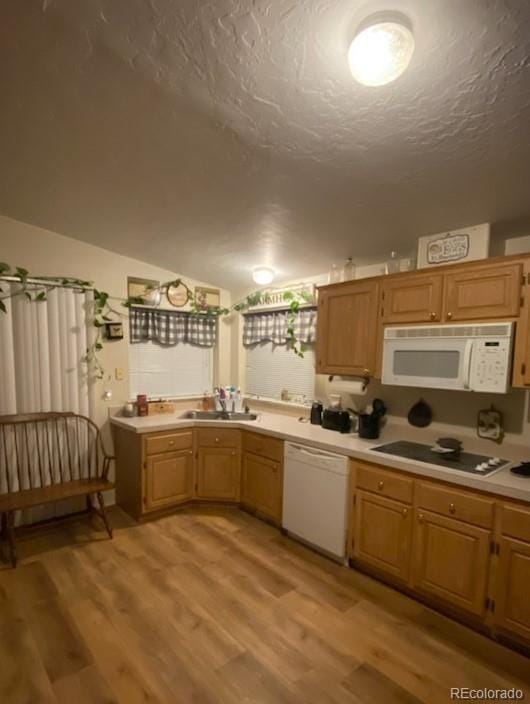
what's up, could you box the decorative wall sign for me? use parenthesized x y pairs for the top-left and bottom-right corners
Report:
(104, 321), (124, 340)
(194, 286), (220, 309)
(167, 282), (189, 308)
(417, 223), (490, 269)
(127, 277), (161, 306)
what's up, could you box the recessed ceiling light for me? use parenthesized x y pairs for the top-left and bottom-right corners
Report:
(348, 18), (415, 87)
(252, 267), (275, 285)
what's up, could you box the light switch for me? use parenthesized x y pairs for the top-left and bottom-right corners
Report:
(115, 367), (125, 381)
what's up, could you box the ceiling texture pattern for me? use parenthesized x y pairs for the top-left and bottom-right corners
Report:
(1, 0), (529, 290)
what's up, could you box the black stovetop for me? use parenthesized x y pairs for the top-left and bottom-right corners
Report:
(371, 440), (509, 476)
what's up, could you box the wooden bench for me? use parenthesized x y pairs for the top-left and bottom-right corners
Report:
(0, 412), (115, 567)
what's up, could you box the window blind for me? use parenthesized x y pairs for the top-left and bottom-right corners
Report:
(245, 342), (315, 404)
(129, 340), (212, 399)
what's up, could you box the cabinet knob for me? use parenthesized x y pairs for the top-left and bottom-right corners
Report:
(429, 311), (436, 320)
(188, 450), (193, 455)
(449, 503), (456, 514)
(447, 311), (453, 320)
(378, 481), (384, 490)
(418, 513), (424, 523)
(215, 438), (220, 443)
(231, 451), (236, 456)
(402, 508), (408, 517)
(364, 369), (371, 376)
(169, 440), (175, 445)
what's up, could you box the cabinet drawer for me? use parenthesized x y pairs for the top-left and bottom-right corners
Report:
(417, 482), (494, 528)
(145, 431), (193, 455)
(355, 463), (413, 504)
(500, 503), (530, 542)
(196, 428), (240, 448)
(242, 432), (283, 462)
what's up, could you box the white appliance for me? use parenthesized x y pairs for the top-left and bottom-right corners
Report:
(382, 322), (514, 393)
(283, 442), (349, 562)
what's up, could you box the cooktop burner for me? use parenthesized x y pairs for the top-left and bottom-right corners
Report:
(371, 440), (509, 476)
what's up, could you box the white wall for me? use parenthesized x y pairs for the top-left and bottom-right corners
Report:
(0, 214), (232, 434)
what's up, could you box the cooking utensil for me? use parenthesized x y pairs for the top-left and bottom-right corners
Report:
(408, 399), (432, 428)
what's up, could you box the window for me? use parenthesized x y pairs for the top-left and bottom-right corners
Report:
(129, 341), (212, 399)
(245, 342), (315, 404)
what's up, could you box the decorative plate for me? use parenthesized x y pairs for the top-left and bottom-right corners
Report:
(167, 283), (188, 308)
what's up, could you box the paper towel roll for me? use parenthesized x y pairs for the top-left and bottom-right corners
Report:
(327, 376), (367, 396)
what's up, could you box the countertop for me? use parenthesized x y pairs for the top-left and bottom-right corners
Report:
(110, 412), (530, 503)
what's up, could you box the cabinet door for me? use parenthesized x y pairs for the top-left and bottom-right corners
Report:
(196, 447), (240, 501)
(443, 263), (522, 322)
(316, 280), (379, 376)
(381, 273), (443, 324)
(494, 537), (530, 641)
(412, 510), (491, 616)
(241, 452), (282, 523)
(353, 491), (413, 582)
(144, 450), (193, 511)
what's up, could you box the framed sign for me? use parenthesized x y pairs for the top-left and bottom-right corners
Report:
(417, 223), (490, 269)
(127, 277), (161, 306)
(167, 282), (189, 308)
(194, 286), (220, 308)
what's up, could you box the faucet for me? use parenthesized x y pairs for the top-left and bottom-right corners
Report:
(218, 399), (230, 420)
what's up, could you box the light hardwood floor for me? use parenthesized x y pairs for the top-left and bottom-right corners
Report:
(1, 506), (529, 704)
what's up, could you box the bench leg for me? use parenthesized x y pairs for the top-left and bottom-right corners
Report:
(95, 492), (113, 539)
(6, 512), (17, 568)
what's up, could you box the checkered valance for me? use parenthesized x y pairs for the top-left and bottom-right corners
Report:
(130, 307), (217, 347)
(243, 308), (317, 346)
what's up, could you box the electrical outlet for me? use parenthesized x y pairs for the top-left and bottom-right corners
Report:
(115, 368), (125, 381)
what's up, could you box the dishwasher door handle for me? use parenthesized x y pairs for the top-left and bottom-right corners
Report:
(287, 443), (343, 460)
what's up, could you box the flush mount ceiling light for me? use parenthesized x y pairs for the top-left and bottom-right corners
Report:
(348, 15), (415, 87)
(252, 267), (275, 285)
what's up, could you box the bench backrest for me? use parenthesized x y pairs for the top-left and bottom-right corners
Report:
(0, 412), (109, 495)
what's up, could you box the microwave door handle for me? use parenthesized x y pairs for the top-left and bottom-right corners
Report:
(462, 340), (473, 389)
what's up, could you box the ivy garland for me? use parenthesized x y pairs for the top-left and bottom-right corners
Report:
(0, 262), (314, 378)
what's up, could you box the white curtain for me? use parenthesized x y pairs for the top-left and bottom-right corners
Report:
(0, 283), (96, 522)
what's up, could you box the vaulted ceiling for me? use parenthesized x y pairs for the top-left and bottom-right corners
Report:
(1, 0), (530, 290)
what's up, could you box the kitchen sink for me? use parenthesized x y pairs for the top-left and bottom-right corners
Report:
(182, 410), (258, 421)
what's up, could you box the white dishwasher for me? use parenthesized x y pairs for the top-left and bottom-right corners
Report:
(283, 442), (349, 562)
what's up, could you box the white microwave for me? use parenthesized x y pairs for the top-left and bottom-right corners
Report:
(381, 322), (514, 393)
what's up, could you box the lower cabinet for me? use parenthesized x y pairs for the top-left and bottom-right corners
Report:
(196, 447), (240, 501)
(494, 536), (530, 640)
(144, 450), (194, 511)
(241, 451), (283, 524)
(411, 510), (491, 617)
(353, 490), (412, 582)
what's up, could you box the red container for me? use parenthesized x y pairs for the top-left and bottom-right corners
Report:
(136, 394), (148, 416)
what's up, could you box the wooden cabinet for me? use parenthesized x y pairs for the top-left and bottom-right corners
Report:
(494, 536), (530, 641)
(241, 452), (282, 523)
(353, 490), (413, 582)
(316, 280), (379, 376)
(493, 503), (530, 641)
(144, 450), (193, 511)
(412, 509), (491, 617)
(381, 273), (444, 324)
(195, 429), (241, 502)
(443, 262), (522, 322)
(241, 431), (284, 523)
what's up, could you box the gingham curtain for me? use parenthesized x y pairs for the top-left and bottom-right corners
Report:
(130, 307), (217, 347)
(243, 308), (317, 346)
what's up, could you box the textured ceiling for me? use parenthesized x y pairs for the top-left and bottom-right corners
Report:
(1, 0), (530, 291)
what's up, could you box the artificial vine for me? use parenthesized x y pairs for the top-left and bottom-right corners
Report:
(0, 262), (315, 378)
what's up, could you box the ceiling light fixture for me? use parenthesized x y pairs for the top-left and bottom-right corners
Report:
(348, 15), (414, 87)
(252, 267), (275, 286)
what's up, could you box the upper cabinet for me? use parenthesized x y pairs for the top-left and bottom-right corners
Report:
(316, 280), (379, 376)
(442, 262), (522, 322)
(381, 262), (522, 326)
(381, 273), (444, 324)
